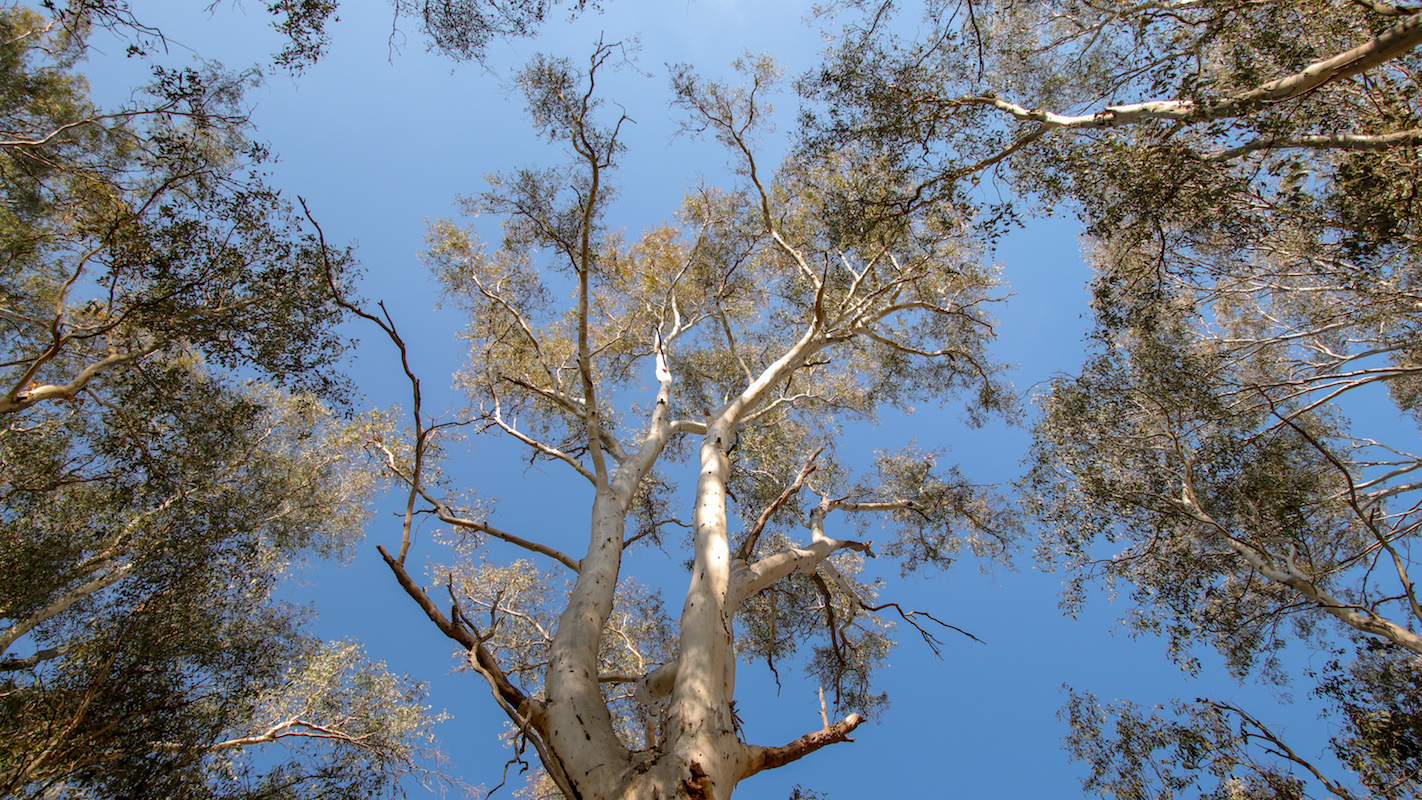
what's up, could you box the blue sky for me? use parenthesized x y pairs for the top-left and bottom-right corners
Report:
(86, 3), (1336, 797)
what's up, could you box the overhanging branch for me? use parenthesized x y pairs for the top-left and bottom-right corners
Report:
(955, 9), (1422, 130)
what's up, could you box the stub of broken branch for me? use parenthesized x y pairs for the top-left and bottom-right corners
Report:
(742, 712), (865, 778)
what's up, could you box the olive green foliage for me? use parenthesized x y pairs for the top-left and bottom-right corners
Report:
(805, 1), (1422, 796)
(1062, 691), (1320, 800)
(0, 5), (446, 797)
(1318, 644), (1422, 798)
(391, 0), (592, 61)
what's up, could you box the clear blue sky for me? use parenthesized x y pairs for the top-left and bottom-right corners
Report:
(88, 3), (1329, 797)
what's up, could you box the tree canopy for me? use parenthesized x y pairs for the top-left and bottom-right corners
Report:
(799, 0), (1422, 796)
(0, 5), (449, 797)
(7, 0), (1422, 798)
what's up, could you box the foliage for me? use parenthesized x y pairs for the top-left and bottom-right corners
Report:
(1319, 643), (1422, 798)
(0, 5), (448, 797)
(390, 0), (594, 61)
(21, 0), (1422, 796)
(801, 1), (1422, 797)
(361, 42), (1020, 799)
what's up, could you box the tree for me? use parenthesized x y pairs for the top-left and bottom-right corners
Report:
(345, 45), (1018, 800)
(0, 5), (449, 797)
(799, 0), (1422, 796)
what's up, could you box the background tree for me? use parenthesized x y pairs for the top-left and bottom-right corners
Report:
(803, 0), (1422, 796)
(0, 5), (451, 797)
(349, 45), (1019, 800)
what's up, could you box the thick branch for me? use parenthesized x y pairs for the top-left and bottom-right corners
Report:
(732, 534), (873, 609)
(1203, 128), (1422, 160)
(1177, 486), (1422, 654)
(741, 712), (865, 778)
(0, 642), (75, 671)
(0, 563), (133, 655)
(1, 348), (156, 414)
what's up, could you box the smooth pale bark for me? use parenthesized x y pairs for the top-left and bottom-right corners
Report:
(0, 348), (156, 414)
(661, 426), (740, 793)
(0, 562), (132, 656)
(627, 312), (836, 797)
(537, 310), (851, 798)
(541, 349), (691, 798)
(958, 10), (1422, 130)
(389, 312), (906, 798)
(1202, 128), (1422, 160)
(1177, 482), (1422, 656)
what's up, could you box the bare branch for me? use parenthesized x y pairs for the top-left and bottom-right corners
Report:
(741, 712), (864, 777)
(434, 507), (581, 573)
(304, 198), (429, 565)
(739, 446), (824, 561)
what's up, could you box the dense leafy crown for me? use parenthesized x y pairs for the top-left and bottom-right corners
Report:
(0, 6), (448, 797)
(802, 1), (1422, 796)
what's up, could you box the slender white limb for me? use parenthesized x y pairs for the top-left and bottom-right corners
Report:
(1176, 482), (1422, 654)
(0, 642), (76, 670)
(957, 10), (1422, 129)
(433, 506), (582, 573)
(0, 563), (133, 655)
(489, 397), (596, 483)
(159, 718), (380, 752)
(1204, 128), (1422, 160)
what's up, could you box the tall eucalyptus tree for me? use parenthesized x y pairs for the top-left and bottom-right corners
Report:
(350, 48), (1018, 800)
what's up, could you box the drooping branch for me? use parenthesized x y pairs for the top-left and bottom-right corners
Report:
(810, 570), (850, 706)
(1269, 407), (1422, 631)
(169, 719), (379, 752)
(1205, 700), (1361, 800)
(363, 437), (582, 572)
(1202, 128), (1422, 160)
(488, 393), (597, 482)
(1176, 471), (1422, 654)
(861, 600), (985, 653)
(499, 376), (632, 463)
